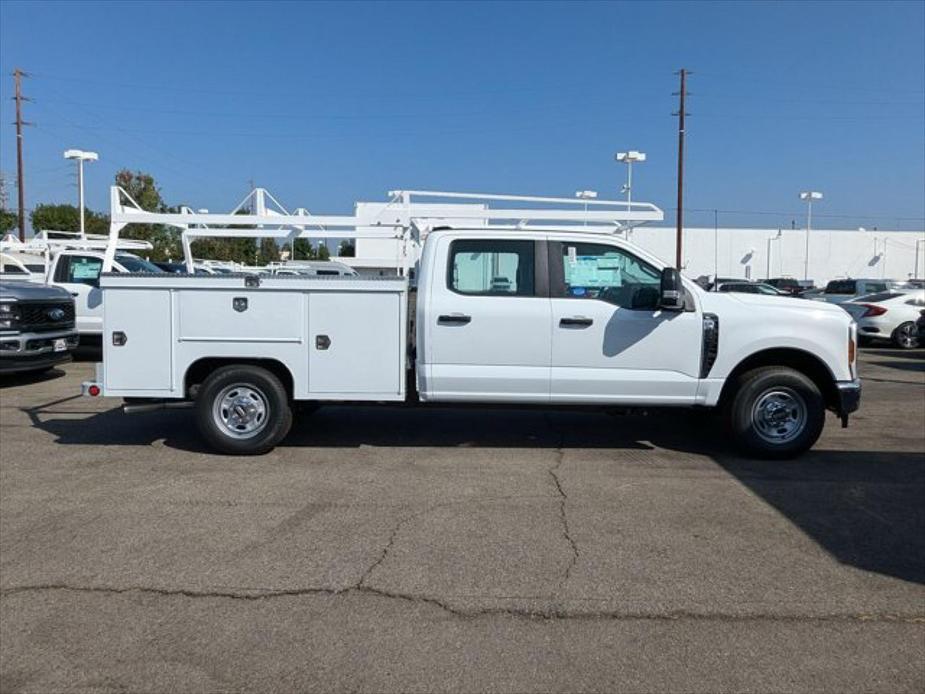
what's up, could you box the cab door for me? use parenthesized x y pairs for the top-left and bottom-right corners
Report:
(52, 253), (105, 336)
(423, 236), (551, 402)
(548, 240), (702, 404)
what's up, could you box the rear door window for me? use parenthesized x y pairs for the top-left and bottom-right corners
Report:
(447, 240), (535, 296)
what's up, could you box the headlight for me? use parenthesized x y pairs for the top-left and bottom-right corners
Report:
(0, 302), (19, 330)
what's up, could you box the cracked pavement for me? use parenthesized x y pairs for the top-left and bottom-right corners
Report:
(1, 348), (923, 693)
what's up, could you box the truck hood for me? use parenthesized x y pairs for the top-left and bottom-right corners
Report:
(0, 280), (72, 301)
(702, 291), (849, 316)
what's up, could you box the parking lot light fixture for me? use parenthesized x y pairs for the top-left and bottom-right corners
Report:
(615, 151), (646, 207)
(63, 149), (99, 238)
(575, 190), (598, 225)
(799, 191), (823, 281)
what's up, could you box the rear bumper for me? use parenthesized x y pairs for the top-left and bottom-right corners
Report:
(834, 379), (861, 425)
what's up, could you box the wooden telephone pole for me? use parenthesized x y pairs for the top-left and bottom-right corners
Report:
(673, 68), (689, 270)
(12, 68), (32, 242)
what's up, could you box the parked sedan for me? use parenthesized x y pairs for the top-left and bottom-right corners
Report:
(843, 290), (925, 349)
(814, 278), (893, 305)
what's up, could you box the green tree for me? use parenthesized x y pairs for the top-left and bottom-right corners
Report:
(30, 204), (109, 234)
(337, 240), (355, 257)
(256, 237), (280, 265)
(292, 238), (316, 260)
(316, 242), (330, 261)
(114, 169), (180, 261)
(0, 208), (18, 234)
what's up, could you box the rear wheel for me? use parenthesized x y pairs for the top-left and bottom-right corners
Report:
(195, 365), (292, 455)
(892, 322), (919, 349)
(728, 366), (825, 459)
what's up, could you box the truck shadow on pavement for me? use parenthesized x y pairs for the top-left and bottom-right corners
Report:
(21, 399), (925, 586)
(0, 367), (68, 389)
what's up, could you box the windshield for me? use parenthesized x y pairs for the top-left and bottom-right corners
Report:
(116, 255), (165, 273)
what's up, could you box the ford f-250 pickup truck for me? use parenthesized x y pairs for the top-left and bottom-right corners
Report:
(81, 186), (861, 459)
(77, 189), (860, 458)
(1, 280), (79, 374)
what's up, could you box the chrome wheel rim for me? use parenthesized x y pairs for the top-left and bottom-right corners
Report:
(751, 387), (807, 444)
(896, 323), (918, 349)
(212, 383), (269, 439)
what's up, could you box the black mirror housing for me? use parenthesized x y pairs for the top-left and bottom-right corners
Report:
(660, 267), (684, 311)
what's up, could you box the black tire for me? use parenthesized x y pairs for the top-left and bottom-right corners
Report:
(891, 322), (919, 350)
(195, 365), (292, 455)
(727, 366), (825, 459)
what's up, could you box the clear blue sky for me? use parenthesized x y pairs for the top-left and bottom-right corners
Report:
(1, 0), (923, 230)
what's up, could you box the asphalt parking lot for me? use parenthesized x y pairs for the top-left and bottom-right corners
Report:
(1, 348), (923, 693)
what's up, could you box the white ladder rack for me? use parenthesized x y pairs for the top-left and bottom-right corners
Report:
(103, 186), (664, 274)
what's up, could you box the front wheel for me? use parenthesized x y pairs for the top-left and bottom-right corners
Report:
(892, 322), (919, 349)
(196, 365), (292, 455)
(728, 366), (825, 459)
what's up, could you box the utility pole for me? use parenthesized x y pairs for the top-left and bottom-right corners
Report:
(673, 69), (689, 269)
(12, 68), (32, 242)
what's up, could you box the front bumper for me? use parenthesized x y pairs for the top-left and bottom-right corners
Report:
(834, 379), (862, 426)
(0, 331), (79, 374)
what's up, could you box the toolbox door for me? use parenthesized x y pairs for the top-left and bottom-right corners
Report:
(308, 292), (402, 396)
(103, 289), (172, 391)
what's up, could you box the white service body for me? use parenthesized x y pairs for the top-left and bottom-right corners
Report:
(99, 274), (407, 401)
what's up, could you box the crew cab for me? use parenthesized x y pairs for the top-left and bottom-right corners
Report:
(83, 227), (861, 459)
(1, 280), (79, 374)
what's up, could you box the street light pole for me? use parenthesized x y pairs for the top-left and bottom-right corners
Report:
(575, 190), (598, 227)
(615, 150), (646, 236)
(915, 238), (925, 279)
(766, 229), (782, 280)
(799, 191), (822, 281)
(64, 149), (98, 238)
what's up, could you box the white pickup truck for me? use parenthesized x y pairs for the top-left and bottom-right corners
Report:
(82, 188), (861, 459)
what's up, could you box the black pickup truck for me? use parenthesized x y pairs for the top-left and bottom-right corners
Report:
(0, 281), (79, 374)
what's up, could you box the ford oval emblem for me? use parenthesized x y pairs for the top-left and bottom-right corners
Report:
(46, 308), (66, 321)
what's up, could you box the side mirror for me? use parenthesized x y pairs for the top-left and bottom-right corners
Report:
(660, 267), (684, 311)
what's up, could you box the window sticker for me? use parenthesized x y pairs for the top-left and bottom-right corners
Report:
(71, 259), (102, 280)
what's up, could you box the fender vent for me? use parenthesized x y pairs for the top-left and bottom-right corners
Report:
(700, 313), (719, 378)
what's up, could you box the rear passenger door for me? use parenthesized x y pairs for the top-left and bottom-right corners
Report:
(424, 236), (551, 402)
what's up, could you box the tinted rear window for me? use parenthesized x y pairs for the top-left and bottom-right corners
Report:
(825, 280), (856, 294)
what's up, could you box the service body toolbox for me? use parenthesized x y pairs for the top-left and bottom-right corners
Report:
(99, 273), (408, 401)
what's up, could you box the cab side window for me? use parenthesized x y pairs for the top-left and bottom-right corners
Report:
(447, 240), (535, 296)
(555, 242), (661, 309)
(58, 255), (103, 286)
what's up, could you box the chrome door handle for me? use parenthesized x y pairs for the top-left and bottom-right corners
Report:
(559, 317), (593, 327)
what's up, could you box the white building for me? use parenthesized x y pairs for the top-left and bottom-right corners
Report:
(346, 206), (924, 285)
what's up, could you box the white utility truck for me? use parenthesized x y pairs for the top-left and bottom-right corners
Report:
(0, 232), (158, 340)
(82, 187), (860, 458)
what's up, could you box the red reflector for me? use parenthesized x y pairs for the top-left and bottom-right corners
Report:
(860, 304), (887, 317)
(88, 385), (100, 397)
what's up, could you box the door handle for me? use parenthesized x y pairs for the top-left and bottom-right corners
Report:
(438, 314), (471, 325)
(70, 292), (79, 297)
(559, 317), (593, 328)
